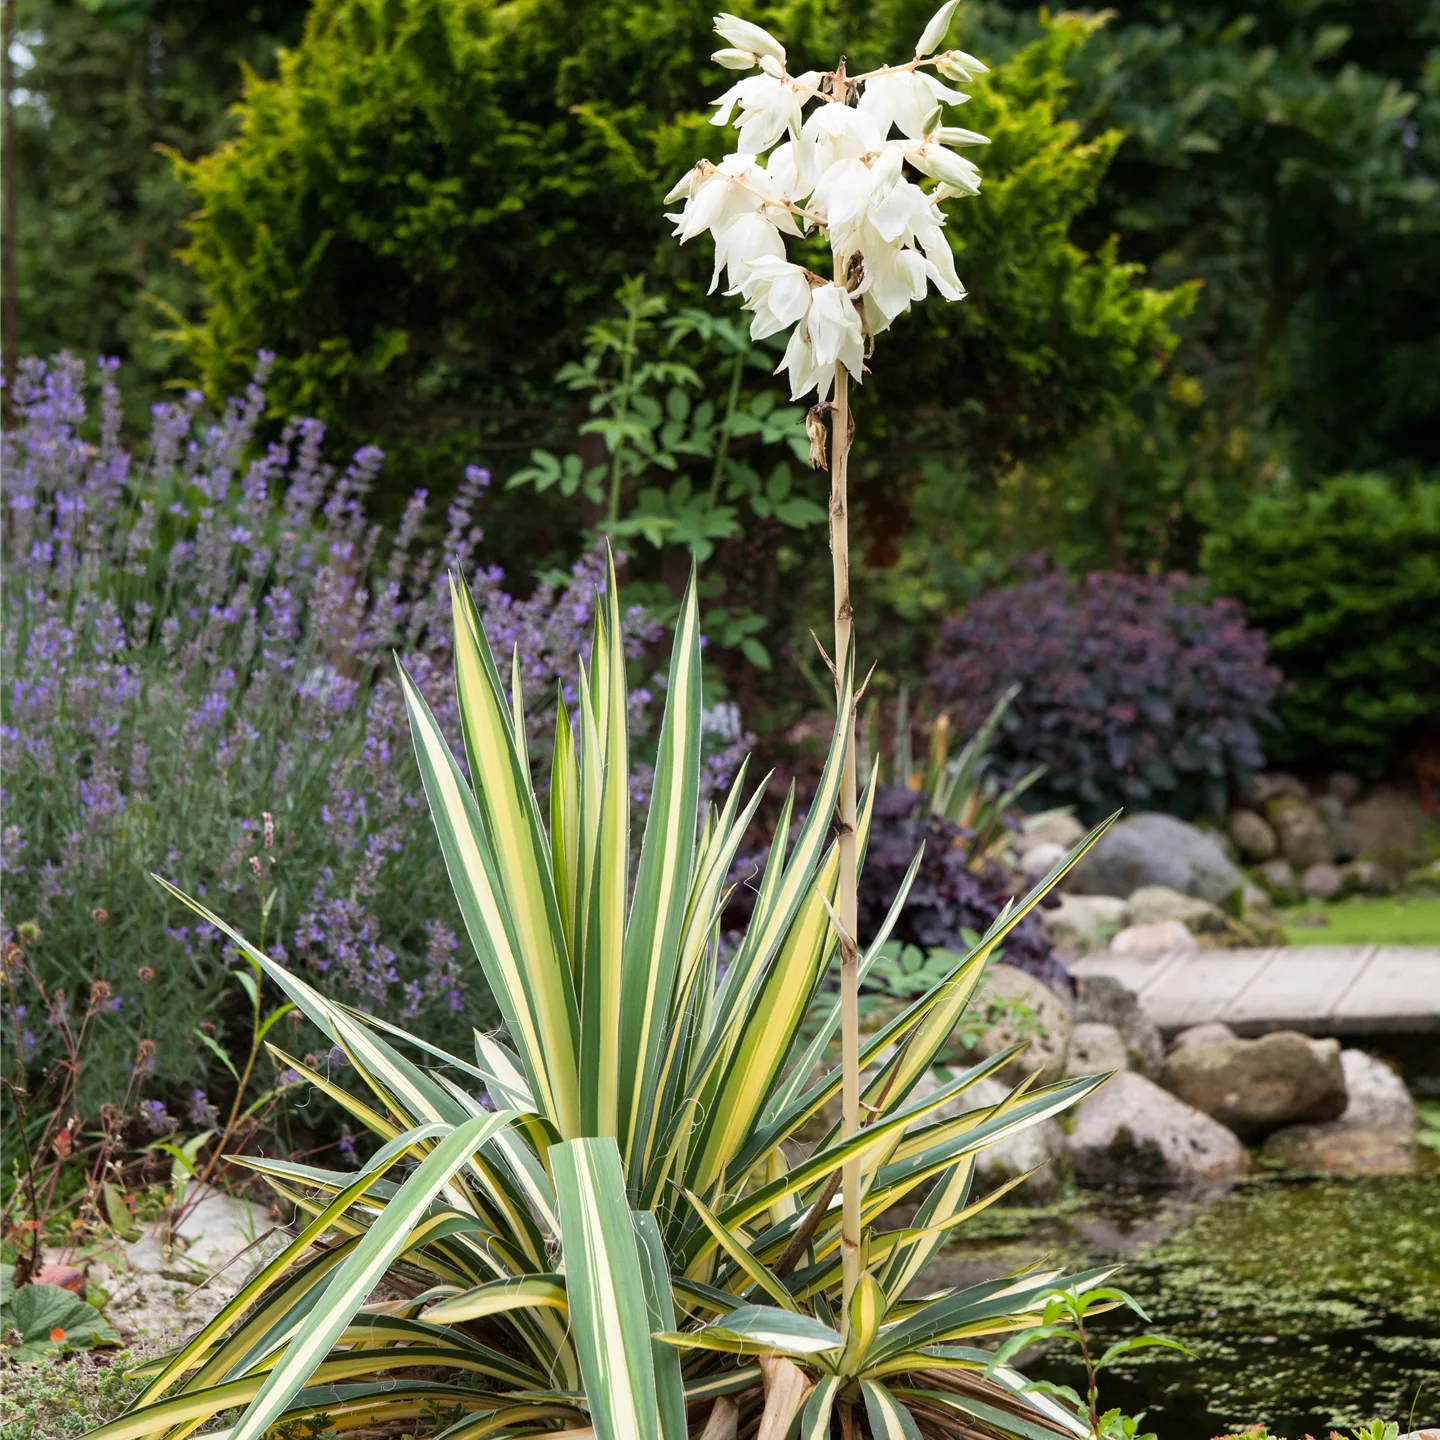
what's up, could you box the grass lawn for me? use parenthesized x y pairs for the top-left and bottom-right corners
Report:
(1281, 892), (1440, 945)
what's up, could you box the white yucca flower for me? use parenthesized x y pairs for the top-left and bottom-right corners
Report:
(665, 4), (990, 398)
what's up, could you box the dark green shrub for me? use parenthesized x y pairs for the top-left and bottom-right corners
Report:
(1201, 474), (1440, 778)
(171, 1), (1188, 488)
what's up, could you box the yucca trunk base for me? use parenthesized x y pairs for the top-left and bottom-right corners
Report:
(705, 1366), (1075, 1440)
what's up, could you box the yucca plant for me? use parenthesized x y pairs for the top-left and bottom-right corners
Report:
(84, 6), (1127, 1435)
(83, 554), (1114, 1440)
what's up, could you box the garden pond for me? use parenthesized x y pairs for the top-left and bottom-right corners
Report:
(928, 1174), (1440, 1435)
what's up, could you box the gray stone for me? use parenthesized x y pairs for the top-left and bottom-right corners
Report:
(1065, 1071), (1251, 1183)
(1336, 1049), (1419, 1135)
(1240, 880), (1274, 915)
(1073, 975), (1165, 1079)
(1265, 795), (1334, 870)
(908, 1070), (1067, 1200)
(1315, 794), (1347, 824)
(1068, 813), (1246, 910)
(1227, 809), (1278, 863)
(1169, 1021), (1238, 1053)
(1261, 1123), (1421, 1176)
(1255, 857), (1298, 905)
(1300, 862), (1343, 900)
(1111, 920), (1197, 956)
(1349, 785), (1430, 861)
(1044, 894), (1129, 950)
(1018, 840), (1067, 878)
(1327, 772), (1362, 804)
(1019, 813), (1087, 855)
(964, 1073), (1068, 1200)
(1066, 1022), (1129, 1077)
(172, 1186), (285, 1276)
(1160, 1031), (1347, 1140)
(1250, 771), (1309, 803)
(949, 963), (1073, 1088)
(1125, 885), (1228, 934)
(1338, 859), (1391, 894)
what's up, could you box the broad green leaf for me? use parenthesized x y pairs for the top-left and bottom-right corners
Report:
(219, 1111), (516, 1440)
(420, 1274), (568, 1325)
(633, 1210), (689, 1440)
(550, 1137), (662, 1440)
(619, 572), (701, 1171)
(578, 549), (630, 1137)
(860, 1379), (923, 1440)
(656, 1304), (842, 1360)
(800, 1374), (844, 1440)
(683, 1189), (799, 1313)
(396, 658), (580, 1134)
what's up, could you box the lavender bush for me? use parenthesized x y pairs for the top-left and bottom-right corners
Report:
(0, 354), (672, 1110)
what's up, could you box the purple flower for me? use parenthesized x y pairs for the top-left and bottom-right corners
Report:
(141, 1100), (176, 1135)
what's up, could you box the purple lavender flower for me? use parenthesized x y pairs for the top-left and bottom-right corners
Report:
(141, 1100), (177, 1135)
(186, 1089), (221, 1129)
(1, 353), (684, 1108)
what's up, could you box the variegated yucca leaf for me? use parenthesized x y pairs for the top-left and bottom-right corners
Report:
(118, 563), (1123, 1440)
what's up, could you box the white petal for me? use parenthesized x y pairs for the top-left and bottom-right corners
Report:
(713, 12), (786, 66)
(712, 48), (758, 70)
(915, 0), (961, 57)
(663, 167), (698, 204)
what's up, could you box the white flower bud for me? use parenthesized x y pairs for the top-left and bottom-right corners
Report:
(713, 12), (786, 67)
(712, 48), (758, 70)
(915, 0), (961, 58)
(935, 125), (990, 147)
(936, 49), (989, 81)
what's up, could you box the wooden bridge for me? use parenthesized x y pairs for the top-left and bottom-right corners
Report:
(1070, 945), (1440, 1035)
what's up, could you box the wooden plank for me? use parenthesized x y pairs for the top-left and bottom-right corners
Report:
(1129, 949), (1274, 1031)
(1220, 947), (1375, 1035)
(1070, 949), (1188, 999)
(1331, 947), (1440, 1033)
(1067, 946), (1440, 1036)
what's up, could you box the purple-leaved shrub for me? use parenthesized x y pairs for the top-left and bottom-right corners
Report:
(0, 354), (690, 1108)
(929, 562), (1281, 819)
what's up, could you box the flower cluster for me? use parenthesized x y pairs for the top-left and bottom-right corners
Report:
(0, 355), (671, 1106)
(666, 6), (987, 399)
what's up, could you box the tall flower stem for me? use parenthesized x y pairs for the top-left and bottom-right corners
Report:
(828, 358), (862, 1314)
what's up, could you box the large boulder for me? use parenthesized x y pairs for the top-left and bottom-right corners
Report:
(1315, 794), (1359, 862)
(907, 1070), (1067, 1201)
(1348, 785), (1430, 861)
(964, 1073), (1068, 1200)
(1066, 1022), (1129, 1077)
(1110, 920), (1197, 956)
(1300, 862), (1343, 900)
(1261, 1123), (1421, 1177)
(1018, 813), (1087, 855)
(1073, 974), (1164, 1079)
(1227, 809), (1278, 862)
(1168, 1021), (1238, 1053)
(1255, 857), (1299, 905)
(1065, 1072), (1251, 1183)
(1160, 1032), (1347, 1139)
(1125, 885), (1228, 934)
(1043, 894), (1128, 950)
(1067, 813), (1245, 911)
(942, 963), (1072, 1086)
(1336, 1049), (1419, 1135)
(1265, 794), (1333, 870)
